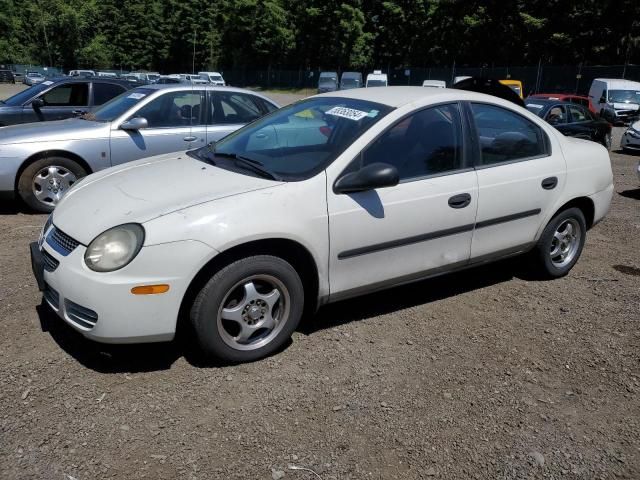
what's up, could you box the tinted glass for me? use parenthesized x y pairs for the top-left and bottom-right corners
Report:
(471, 103), (546, 165)
(367, 80), (387, 87)
(568, 105), (588, 122)
(2, 83), (50, 106)
(359, 104), (463, 180)
(93, 83), (126, 105)
(133, 91), (203, 127)
(212, 92), (263, 124)
(41, 83), (88, 106)
(90, 88), (155, 122)
(208, 97), (392, 180)
(544, 105), (567, 125)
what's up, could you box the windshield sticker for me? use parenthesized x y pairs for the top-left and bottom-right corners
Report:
(42, 81), (53, 86)
(295, 109), (315, 119)
(367, 109), (379, 118)
(326, 106), (369, 121)
(127, 93), (146, 100)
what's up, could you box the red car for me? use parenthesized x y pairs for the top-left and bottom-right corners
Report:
(528, 93), (595, 113)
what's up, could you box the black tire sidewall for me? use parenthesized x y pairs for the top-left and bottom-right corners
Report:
(535, 207), (586, 278)
(17, 157), (87, 213)
(190, 255), (305, 363)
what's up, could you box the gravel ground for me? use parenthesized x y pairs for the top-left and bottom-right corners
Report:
(0, 82), (639, 479)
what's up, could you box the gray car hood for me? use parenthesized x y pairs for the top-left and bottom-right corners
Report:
(0, 118), (107, 144)
(53, 152), (281, 245)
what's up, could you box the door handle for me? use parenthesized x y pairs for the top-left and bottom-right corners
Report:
(72, 110), (86, 116)
(448, 193), (472, 209)
(183, 136), (197, 142)
(541, 176), (558, 190)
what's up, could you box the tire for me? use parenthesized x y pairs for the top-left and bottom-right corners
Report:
(190, 255), (305, 363)
(17, 156), (87, 213)
(529, 207), (586, 279)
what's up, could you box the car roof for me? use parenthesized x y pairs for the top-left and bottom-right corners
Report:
(593, 78), (640, 89)
(316, 85), (529, 108)
(525, 98), (574, 106)
(130, 84), (279, 104)
(531, 93), (587, 99)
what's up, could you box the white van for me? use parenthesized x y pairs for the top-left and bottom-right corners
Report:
(422, 79), (446, 88)
(366, 70), (388, 88)
(69, 69), (96, 77)
(199, 71), (226, 86)
(589, 78), (640, 124)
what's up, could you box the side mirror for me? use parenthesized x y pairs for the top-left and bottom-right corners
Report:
(31, 98), (44, 110)
(120, 117), (148, 131)
(334, 162), (399, 194)
(599, 96), (606, 104)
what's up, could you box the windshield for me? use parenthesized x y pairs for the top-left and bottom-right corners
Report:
(2, 83), (51, 106)
(211, 75), (223, 81)
(90, 88), (155, 122)
(341, 79), (359, 88)
(147, 74), (160, 81)
(608, 89), (640, 104)
(198, 97), (393, 180)
(525, 103), (546, 115)
(367, 80), (387, 87)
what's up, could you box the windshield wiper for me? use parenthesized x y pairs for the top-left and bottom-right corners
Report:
(214, 152), (281, 181)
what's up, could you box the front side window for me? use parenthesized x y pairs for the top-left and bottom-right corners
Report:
(568, 104), (588, 123)
(544, 105), (567, 125)
(358, 103), (464, 180)
(133, 90), (203, 128)
(204, 97), (393, 180)
(471, 103), (547, 166)
(41, 83), (89, 106)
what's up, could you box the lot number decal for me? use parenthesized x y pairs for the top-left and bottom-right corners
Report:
(326, 106), (369, 121)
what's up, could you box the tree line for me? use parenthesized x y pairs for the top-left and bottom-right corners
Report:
(1, 0), (638, 73)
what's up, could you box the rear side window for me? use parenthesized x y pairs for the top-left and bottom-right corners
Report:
(93, 83), (126, 105)
(568, 105), (589, 123)
(41, 83), (89, 106)
(470, 103), (548, 166)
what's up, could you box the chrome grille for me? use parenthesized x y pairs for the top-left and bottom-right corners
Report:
(43, 283), (60, 310)
(65, 299), (98, 330)
(47, 226), (80, 256)
(42, 249), (59, 272)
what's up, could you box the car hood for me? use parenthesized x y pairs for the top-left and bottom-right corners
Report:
(613, 102), (639, 111)
(0, 118), (107, 144)
(53, 152), (282, 245)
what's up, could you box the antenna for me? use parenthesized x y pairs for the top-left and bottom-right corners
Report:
(192, 31), (196, 74)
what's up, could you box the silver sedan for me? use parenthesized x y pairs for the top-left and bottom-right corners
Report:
(0, 85), (279, 212)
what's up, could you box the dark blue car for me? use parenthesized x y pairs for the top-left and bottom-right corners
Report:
(0, 77), (133, 126)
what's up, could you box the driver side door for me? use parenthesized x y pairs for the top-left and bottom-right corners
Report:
(109, 90), (205, 166)
(327, 103), (478, 299)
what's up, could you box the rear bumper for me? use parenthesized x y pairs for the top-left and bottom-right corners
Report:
(589, 183), (614, 228)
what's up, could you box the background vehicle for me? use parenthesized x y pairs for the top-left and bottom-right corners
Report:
(528, 93), (594, 112)
(453, 76), (472, 84)
(366, 70), (388, 87)
(339, 72), (362, 90)
(499, 79), (524, 98)
(199, 71), (226, 86)
(157, 76), (186, 84)
(31, 87), (613, 363)
(621, 119), (640, 153)
(0, 77), (133, 126)
(180, 74), (208, 84)
(96, 71), (119, 78)
(589, 78), (640, 124)
(526, 98), (612, 149)
(24, 72), (46, 86)
(69, 69), (96, 77)
(317, 71), (338, 93)
(0, 69), (15, 83)
(0, 85), (279, 211)
(422, 80), (446, 88)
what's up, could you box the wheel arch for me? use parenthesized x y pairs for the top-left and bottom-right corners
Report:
(177, 237), (321, 331)
(14, 150), (93, 191)
(550, 196), (595, 230)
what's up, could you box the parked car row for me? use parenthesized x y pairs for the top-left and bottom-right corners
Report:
(317, 70), (389, 92)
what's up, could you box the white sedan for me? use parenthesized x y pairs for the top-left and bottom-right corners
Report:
(31, 87), (614, 363)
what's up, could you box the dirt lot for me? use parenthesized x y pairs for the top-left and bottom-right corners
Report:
(0, 83), (639, 479)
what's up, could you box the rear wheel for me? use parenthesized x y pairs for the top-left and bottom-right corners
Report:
(529, 207), (586, 279)
(17, 157), (87, 212)
(190, 255), (304, 363)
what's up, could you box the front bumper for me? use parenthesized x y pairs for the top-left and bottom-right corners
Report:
(33, 234), (215, 344)
(621, 130), (640, 150)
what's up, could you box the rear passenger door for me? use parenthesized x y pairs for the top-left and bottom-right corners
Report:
(91, 82), (127, 109)
(468, 102), (566, 259)
(564, 104), (595, 141)
(206, 91), (265, 143)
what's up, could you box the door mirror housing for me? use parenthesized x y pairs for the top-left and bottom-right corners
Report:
(31, 98), (44, 110)
(599, 95), (606, 104)
(120, 117), (149, 131)
(334, 162), (399, 194)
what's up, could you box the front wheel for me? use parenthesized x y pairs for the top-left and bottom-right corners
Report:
(529, 207), (586, 279)
(190, 255), (304, 363)
(17, 157), (87, 212)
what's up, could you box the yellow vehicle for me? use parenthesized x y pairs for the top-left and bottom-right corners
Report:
(499, 79), (524, 99)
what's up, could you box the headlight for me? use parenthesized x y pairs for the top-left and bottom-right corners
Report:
(84, 224), (145, 272)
